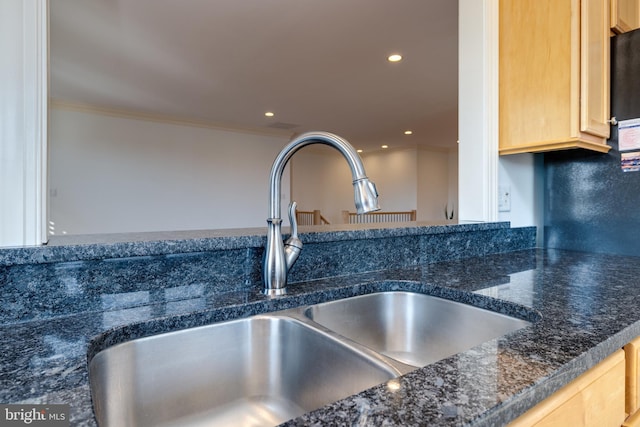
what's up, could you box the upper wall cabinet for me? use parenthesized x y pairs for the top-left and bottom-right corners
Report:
(611, 0), (640, 34)
(499, 0), (611, 155)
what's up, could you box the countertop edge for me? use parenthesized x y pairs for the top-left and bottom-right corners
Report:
(0, 221), (512, 266)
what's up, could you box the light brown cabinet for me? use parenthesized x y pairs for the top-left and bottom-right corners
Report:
(499, 0), (611, 155)
(509, 350), (626, 427)
(510, 334), (640, 427)
(611, 0), (640, 34)
(625, 337), (640, 425)
(624, 410), (640, 427)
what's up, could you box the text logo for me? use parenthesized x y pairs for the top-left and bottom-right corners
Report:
(0, 405), (69, 427)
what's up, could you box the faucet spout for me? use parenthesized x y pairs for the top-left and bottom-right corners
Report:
(263, 131), (379, 296)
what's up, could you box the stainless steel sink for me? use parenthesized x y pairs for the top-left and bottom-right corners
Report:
(89, 316), (398, 427)
(304, 291), (531, 367)
(90, 290), (534, 426)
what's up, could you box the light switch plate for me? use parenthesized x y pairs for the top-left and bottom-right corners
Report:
(498, 186), (511, 212)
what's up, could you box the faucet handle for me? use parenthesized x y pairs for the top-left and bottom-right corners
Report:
(288, 201), (299, 239)
(284, 201), (303, 270)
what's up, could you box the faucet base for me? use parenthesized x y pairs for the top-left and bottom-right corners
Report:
(264, 288), (287, 297)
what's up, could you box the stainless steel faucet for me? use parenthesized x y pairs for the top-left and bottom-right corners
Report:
(263, 131), (380, 296)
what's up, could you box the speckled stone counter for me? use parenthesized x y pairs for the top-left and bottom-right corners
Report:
(0, 221), (521, 267)
(3, 223), (640, 426)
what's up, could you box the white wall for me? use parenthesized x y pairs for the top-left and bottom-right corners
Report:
(291, 146), (457, 224)
(448, 147), (459, 219)
(458, 0), (499, 222)
(498, 153), (544, 243)
(50, 106), (458, 234)
(363, 148), (418, 216)
(289, 146), (353, 225)
(49, 106), (291, 235)
(459, 0), (541, 237)
(418, 148), (458, 221)
(0, 0), (48, 246)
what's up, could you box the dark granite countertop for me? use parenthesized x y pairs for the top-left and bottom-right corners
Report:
(0, 221), (505, 267)
(2, 225), (640, 426)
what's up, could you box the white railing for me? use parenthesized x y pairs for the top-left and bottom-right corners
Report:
(341, 209), (417, 224)
(295, 209), (330, 226)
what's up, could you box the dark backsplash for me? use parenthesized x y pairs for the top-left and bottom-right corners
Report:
(544, 29), (640, 256)
(0, 224), (536, 325)
(543, 146), (640, 256)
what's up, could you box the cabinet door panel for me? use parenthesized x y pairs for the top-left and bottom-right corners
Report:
(581, 0), (611, 138)
(626, 337), (640, 416)
(499, 0), (577, 148)
(499, 0), (610, 155)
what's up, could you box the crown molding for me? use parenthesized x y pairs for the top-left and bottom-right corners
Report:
(50, 99), (295, 139)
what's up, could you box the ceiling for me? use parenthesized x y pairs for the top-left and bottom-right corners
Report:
(49, 0), (459, 151)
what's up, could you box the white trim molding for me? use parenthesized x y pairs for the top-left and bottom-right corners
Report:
(50, 100), (295, 139)
(458, 0), (499, 222)
(0, 0), (49, 246)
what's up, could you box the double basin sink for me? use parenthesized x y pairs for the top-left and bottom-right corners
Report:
(89, 291), (532, 427)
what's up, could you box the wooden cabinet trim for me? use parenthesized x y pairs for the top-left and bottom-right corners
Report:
(499, 138), (611, 155)
(580, 0), (611, 138)
(624, 409), (640, 427)
(625, 337), (640, 416)
(611, 0), (640, 34)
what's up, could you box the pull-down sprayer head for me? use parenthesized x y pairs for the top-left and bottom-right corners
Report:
(353, 178), (380, 214)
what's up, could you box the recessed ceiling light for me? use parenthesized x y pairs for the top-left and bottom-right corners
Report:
(404, 130), (413, 135)
(381, 145), (389, 149)
(357, 149), (363, 153)
(387, 54), (403, 62)
(265, 111), (275, 117)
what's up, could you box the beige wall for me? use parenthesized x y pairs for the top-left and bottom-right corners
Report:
(49, 105), (291, 235)
(418, 147), (458, 221)
(291, 145), (458, 224)
(49, 105), (459, 234)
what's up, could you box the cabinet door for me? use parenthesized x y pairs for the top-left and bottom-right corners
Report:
(499, 0), (578, 150)
(581, 0), (611, 138)
(499, 0), (610, 155)
(509, 350), (625, 427)
(626, 337), (640, 416)
(611, 0), (640, 33)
